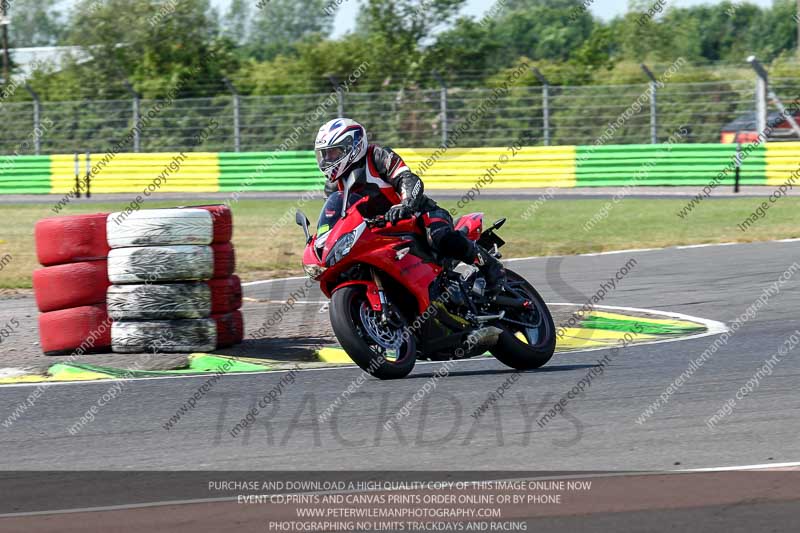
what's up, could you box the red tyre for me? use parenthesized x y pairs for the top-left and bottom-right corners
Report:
(33, 261), (110, 313)
(194, 205), (233, 243)
(212, 310), (244, 348)
(208, 275), (242, 314)
(35, 213), (110, 266)
(38, 304), (112, 356)
(212, 243), (235, 279)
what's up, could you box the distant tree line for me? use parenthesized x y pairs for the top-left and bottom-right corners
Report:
(0, 0), (796, 101)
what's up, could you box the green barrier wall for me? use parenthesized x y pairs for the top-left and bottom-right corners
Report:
(0, 155), (52, 194)
(575, 144), (766, 187)
(0, 144), (776, 193)
(218, 151), (323, 191)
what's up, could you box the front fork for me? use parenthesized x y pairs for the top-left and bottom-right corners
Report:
(372, 268), (388, 311)
(372, 269), (406, 329)
(340, 271), (394, 323)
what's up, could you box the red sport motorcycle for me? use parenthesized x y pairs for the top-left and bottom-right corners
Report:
(296, 190), (555, 379)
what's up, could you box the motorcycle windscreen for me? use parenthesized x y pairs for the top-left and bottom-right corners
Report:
(316, 191), (364, 238)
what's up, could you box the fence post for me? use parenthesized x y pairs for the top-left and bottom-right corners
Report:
(532, 67), (550, 146)
(223, 78), (241, 152)
(74, 152), (81, 198)
(0, 1), (9, 83)
(432, 70), (448, 146)
(747, 56), (768, 135)
(85, 151), (91, 198)
(23, 82), (41, 155)
(641, 64), (658, 144)
(327, 75), (344, 117)
(123, 80), (141, 152)
(748, 56), (800, 139)
(734, 139), (742, 193)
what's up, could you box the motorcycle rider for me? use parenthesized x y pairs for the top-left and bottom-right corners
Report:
(314, 117), (506, 294)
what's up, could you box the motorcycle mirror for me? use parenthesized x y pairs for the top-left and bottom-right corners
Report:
(489, 218), (506, 231)
(295, 210), (312, 243)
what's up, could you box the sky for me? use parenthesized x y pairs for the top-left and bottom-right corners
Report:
(207, 0), (778, 38)
(50, 0), (778, 37)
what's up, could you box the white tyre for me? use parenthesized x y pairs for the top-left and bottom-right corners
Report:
(108, 245), (213, 284)
(111, 319), (217, 353)
(106, 208), (213, 248)
(107, 283), (211, 320)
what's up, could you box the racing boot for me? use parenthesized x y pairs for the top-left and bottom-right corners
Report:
(474, 243), (506, 297)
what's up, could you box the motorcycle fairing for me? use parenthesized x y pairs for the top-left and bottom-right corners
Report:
(454, 212), (484, 242)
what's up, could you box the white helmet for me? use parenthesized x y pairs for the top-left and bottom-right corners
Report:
(314, 118), (368, 182)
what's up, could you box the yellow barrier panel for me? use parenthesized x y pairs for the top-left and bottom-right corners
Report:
(17, 143), (798, 193)
(50, 153), (220, 194)
(44, 146), (576, 193)
(765, 142), (800, 186)
(397, 146), (577, 189)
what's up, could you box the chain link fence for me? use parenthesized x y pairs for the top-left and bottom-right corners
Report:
(0, 78), (798, 155)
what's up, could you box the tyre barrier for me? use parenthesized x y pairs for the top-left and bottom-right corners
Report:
(194, 204), (233, 243)
(212, 310), (244, 348)
(111, 319), (217, 353)
(107, 282), (211, 320)
(34, 213), (113, 354)
(106, 208), (213, 248)
(211, 242), (236, 279)
(35, 213), (110, 266)
(105, 205), (239, 351)
(33, 261), (110, 313)
(209, 275), (243, 314)
(107, 245), (215, 284)
(33, 205), (242, 354)
(38, 305), (112, 356)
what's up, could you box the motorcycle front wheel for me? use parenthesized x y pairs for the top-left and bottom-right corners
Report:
(329, 286), (417, 380)
(489, 270), (556, 370)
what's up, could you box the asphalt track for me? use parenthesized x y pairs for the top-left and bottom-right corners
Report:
(0, 185), (782, 205)
(1, 240), (799, 530)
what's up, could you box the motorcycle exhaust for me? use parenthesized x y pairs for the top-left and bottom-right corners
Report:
(466, 327), (503, 350)
(426, 327), (503, 356)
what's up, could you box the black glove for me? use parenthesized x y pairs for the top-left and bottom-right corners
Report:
(386, 203), (413, 225)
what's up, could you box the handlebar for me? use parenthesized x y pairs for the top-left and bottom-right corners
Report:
(365, 213), (418, 228)
(364, 215), (387, 228)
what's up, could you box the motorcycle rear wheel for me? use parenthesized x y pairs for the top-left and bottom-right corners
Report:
(489, 270), (556, 370)
(330, 286), (417, 380)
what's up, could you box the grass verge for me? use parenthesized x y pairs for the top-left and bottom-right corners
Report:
(1, 195), (798, 289)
